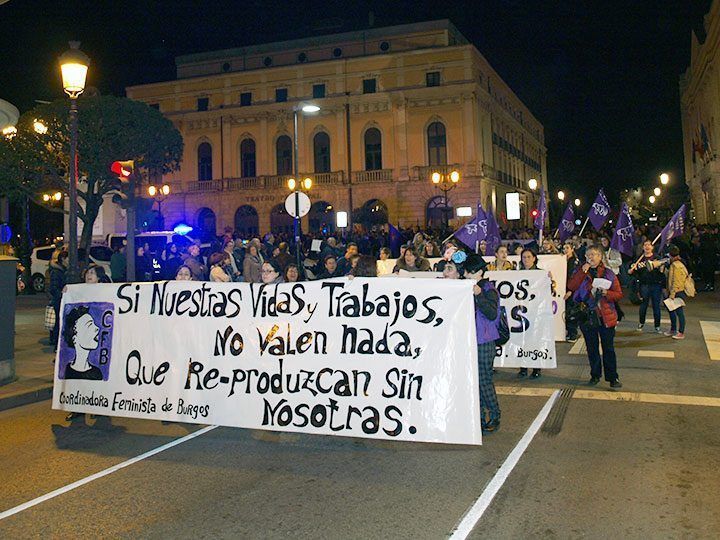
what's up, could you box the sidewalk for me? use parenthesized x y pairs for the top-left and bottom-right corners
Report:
(0, 295), (55, 411)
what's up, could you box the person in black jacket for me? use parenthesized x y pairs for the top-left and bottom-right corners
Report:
(48, 250), (68, 350)
(629, 240), (665, 333)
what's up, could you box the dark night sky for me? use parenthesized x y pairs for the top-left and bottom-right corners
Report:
(0, 0), (711, 203)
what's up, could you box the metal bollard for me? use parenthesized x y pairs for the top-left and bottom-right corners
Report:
(0, 255), (18, 385)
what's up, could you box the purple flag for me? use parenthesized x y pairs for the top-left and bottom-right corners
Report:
(558, 204), (576, 242)
(534, 189), (547, 229)
(588, 189), (611, 231)
(454, 204), (488, 248)
(388, 223), (402, 257)
(610, 202), (635, 256)
(659, 204), (686, 251)
(485, 211), (501, 253)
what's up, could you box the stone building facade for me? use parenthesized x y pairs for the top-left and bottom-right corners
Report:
(681, 1), (720, 224)
(126, 20), (547, 237)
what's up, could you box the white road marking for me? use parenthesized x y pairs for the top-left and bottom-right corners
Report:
(568, 337), (586, 355)
(700, 321), (720, 360)
(0, 425), (218, 521)
(637, 350), (675, 358)
(449, 390), (560, 540)
(496, 386), (720, 407)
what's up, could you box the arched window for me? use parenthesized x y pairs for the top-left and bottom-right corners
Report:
(426, 196), (451, 229)
(313, 132), (331, 173)
(427, 122), (447, 166)
(309, 201), (335, 234)
(364, 128), (382, 171)
(196, 207), (216, 241)
(276, 135), (293, 175)
(270, 204), (295, 234)
(198, 142), (212, 181)
(234, 205), (259, 236)
(240, 139), (256, 178)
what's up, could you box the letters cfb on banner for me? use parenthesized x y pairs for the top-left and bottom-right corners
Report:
(52, 279), (483, 445)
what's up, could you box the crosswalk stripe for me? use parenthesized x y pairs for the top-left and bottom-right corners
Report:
(700, 321), (720, 360)
(568, 337), (586, 355)
(637, 350), (675, 358)
(496, 385), (720, 407)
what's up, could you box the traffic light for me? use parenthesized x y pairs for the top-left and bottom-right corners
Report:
(531, 209), (539, 219)
(111, 160), (134, 180)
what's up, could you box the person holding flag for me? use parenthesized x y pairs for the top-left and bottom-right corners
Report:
(453, 203), (488, 252)
(629, 242), (665, 333)
(534, 188), (547, 243)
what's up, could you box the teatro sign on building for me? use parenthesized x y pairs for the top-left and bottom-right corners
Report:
(126, 20), (547, 237)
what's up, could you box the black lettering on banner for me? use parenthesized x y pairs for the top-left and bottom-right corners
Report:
(116, 283), (140, 314)
(382, 368), (423, 400)
(214, 326), (244, 356)
(510, 305), (530, 332)
(126, 350), (170, 386)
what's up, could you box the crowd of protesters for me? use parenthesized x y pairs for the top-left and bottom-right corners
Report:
(35, 218), (719, 434)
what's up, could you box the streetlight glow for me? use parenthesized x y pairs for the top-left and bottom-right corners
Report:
(42, 194), (51, 202)
(161, 184), (170, 196)
(574, 198), (581, 207)
(301, 104), (320, 113)
(287, 177), (296, 191)
(59, 41), (90, 98)
(449, 170), (460, 183)
(431, 172), (441, 184)
(147, 185), (157, 197)
(653, 187), (661, 197)
(53, 192), (62, 201)
(2, 125), (16, 138)
(649, 195), (656, 204)
(302, 177), (312, 190)
(660, 173), (669, 185)
(33, 120), (48, 134)
(528, 178), (538, 191)
(557, 190), (565, 201)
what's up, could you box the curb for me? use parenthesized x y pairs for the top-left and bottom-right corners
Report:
(0, 385), (53, 412)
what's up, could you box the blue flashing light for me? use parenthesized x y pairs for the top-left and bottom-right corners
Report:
(574, 219), (582, 226)
(174, 224), (193, 236)
(0, 224), (11, 244)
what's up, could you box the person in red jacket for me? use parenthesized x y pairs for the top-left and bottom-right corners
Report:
(567, 245), (624, 389)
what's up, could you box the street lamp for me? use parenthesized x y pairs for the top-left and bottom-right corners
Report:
(147, 184), (171, 230)
(660, 173), (669, 185)
(649, 195), (656, 204)
(528, 178), (538, 191)
(557, 190), (565, 201)
(33, 120), (48, 135)
(291, 103), (320, 266)
(653, 187), (661, 197)
(574, 198), (581, 207)
(59, 41), (90, 284)
(430, 169), (461, 229)
(287, 176), (312, 269)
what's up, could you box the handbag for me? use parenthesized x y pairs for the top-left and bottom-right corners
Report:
(495, 306), (510, 346)
(684, 274), (696, 298)
(44, 304), (56, 332)
(565, 300), (590, 326)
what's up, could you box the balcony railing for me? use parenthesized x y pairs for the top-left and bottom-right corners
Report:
(352, 169), (393, 183)
(413, 164), (463, 182)
(312, 171), (345, 185)
(185, 180), (223, 192)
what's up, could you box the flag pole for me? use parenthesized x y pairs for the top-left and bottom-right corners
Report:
(577, 216), (590, 237)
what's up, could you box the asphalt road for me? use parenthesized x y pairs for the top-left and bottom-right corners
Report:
(1, 293), (719, 539)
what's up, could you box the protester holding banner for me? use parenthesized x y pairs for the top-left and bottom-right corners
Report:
(243, 244), (263, 284)
(351, 255), (378, 277)
(664, 245), (689, 340)
(315, 255), (343, 279)
(567, 245), (623, 388)
(487, 245), (515, 271)
(433, 242), (458, 272)
(209, 253), (233, 283)
(517, 248), (546, 379)
(392, 248), (431, 273)
(629, 240), (665, 333)
(260, 260), (284, 284)
(175, 265), (194, 281)
(443, 251), (501, 434)
(283, 263), (302, 283)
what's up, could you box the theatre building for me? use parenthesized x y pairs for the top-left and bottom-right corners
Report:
(680, 1), (720, 224)
(126, 20), (547, 238)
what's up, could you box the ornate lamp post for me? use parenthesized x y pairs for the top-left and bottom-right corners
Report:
(59, 41), (89, 283)
(431, 169), (461, 229)
(147, 184), (170, 230)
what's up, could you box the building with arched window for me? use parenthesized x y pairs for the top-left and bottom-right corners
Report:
(125, 20), (546, 235)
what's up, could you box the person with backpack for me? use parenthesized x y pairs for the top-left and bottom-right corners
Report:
(442, 251), (501, 434)
(664, 244), (690, 340)
(567, 244), (624, 389)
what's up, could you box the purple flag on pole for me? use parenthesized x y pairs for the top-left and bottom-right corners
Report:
(588, 189), (611, 231)
(485, 211), (501, 253)
(388, 223), (402, 257)
(558, 204), (576, 242)
(610, 202), (635, 256)
(534, 189), (547, 229)
(454, 204), (488, 248)
(659, 204), (686, 251)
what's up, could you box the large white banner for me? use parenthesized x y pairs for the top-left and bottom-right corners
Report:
(377, 254), (567, 341)
(52, 279), (482, 445)
(485, 270), (557, 369)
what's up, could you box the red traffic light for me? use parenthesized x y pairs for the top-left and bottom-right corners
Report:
(531, 209), (539, 218)
(111, 160), (134, 180)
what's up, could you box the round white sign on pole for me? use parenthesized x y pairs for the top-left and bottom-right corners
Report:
(285, 192), (311, 218)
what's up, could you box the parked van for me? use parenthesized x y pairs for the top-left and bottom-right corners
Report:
(31, 244), (113, 292)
